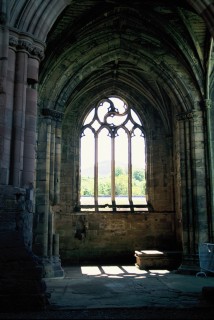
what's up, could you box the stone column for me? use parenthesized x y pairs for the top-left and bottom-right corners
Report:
(35, 115), (51, 257)
(190, 110), (208, 246)
(35, 108), (64, 278)
(4, 34), (45, 189)
(177, 110), (209, 272)
(54, 121), (62, 204)
(48, 115), (62, 205)
(184, 119), (194, 253)
(0, 23), (9, 184)
(49, 120), (56, 203)
(204, 99), (214, 242)
(53, 233), (59, 256)
(0, 25), (48, 309)
(22, 57), (39, 187)
(12, 43), (28, 187)
(177, 115), (190, 255)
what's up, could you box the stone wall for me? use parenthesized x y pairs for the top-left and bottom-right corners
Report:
(0, 186), (48, 311)
(55, 211), (179, 265)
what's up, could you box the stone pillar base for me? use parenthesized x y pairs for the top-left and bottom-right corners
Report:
(176, 253), (200, 274)
(0, 231), (48, 312)
(42, 256), (64, 279)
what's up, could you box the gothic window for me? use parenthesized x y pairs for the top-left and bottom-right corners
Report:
(80, 96), (147, 212)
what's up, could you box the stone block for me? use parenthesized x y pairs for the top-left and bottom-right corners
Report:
(135, 250), (182, 270)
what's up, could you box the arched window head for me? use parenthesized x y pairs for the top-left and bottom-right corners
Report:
(80, 96), (147, 212)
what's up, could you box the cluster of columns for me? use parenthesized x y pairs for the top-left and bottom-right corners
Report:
(34, 108), (64, 277)
(176, 108), (213, 270)
(0, 27), (45, 248)
(0, 24), (64, 276)
(0, 28), (44, 188)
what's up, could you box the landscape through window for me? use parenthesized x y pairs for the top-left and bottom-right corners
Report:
(80, 97), (147, 211)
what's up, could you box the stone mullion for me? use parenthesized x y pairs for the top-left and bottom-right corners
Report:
(190, 110), (208, 249)
(54, 121), (62, 204)
(128, 133), (132, 203)
(12, 49), (28, 187)
(94, 133), (98, 207)
(111, 136), (116, 210)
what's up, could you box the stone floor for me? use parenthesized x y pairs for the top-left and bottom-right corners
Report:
(1, 265), (214, 319)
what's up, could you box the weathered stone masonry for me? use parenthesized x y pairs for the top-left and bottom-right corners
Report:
(0, 0), (213, 312)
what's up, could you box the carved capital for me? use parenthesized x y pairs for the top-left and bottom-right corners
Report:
(17, 39), (33, 52)
(204, 99), (212, 109)
(9, 35), (45, 61)
(176, 111), (194, 121)
(42, 108), (64, 122)
(31, 46), (45, 60)
(9, 36), (18, 48)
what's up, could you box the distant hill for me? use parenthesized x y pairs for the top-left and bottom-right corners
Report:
(81, 160), (144, 177)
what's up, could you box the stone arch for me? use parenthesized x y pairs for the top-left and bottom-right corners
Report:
(6, 1), (214, 40)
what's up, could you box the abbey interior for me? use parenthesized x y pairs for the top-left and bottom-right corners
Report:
(0, 0), (214, 312)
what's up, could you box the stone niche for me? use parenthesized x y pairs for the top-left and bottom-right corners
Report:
(55, 211), (180, 266)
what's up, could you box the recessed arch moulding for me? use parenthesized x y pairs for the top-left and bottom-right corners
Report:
(36, 42), (204, 266)
(0, 0), (213, 311)
(35, 2), (212, 267)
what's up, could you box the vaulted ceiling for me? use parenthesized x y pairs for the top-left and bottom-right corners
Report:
(8, 0), (214, 134)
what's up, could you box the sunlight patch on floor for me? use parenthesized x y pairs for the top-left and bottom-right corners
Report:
(149, 270), (170, 276)
(81, 266), (101, 275)
(122, 266), (148, 274)
(80, 265), (170, 277)
(101, 266), (125, 274)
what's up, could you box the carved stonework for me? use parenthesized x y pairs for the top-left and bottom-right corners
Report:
(204, 99), (212, 109)
(176, 111), (194, 121)
(17, 39), (33, 52)
(42, 108), (64, 122)
(9, 36), (18, 48)
(31, 47), (45, 60)
(9, 35), (45, 60)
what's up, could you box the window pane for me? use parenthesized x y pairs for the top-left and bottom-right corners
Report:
(115, 128), (129, 205)
(98, 128), (111, 204)
(97, 101), (109, 123)
(132, 128), (146, 202)
(83, 108), (95, 125)
(131, 109), (142, 125)
(81, 128), (94, 204)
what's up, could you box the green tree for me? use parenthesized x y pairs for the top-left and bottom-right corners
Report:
(81, 167), (146, 197)
(99, 179), (111, 195)
(115, 167), (124, 176)
(133, 170), (144, 181)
